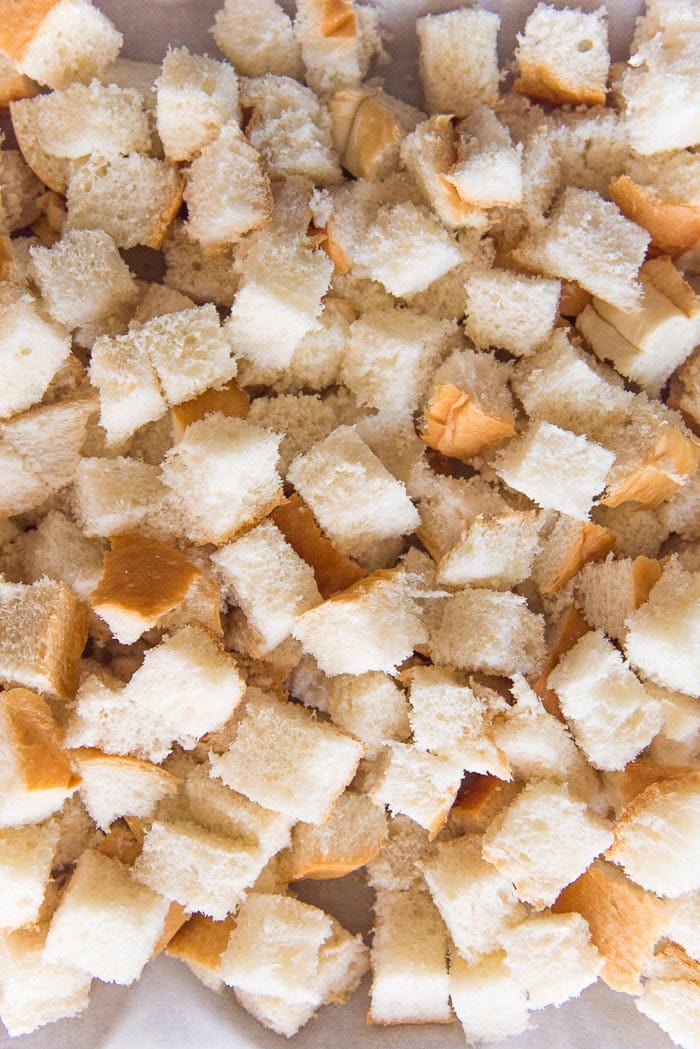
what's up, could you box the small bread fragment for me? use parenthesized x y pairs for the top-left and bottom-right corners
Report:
(491, 676), (578, 780)
(73, 457), (167, 538)
(449, 951), (529, 1043)
(553, 859), (669, 994)
(430, 588), (545, 676)
(446, 106), (523, 210)
(400, 115), (484, 229)
(611, 175), (700, 259)
(294, 0), (382, 98)
(326, 671), (410, 756)
(359, 201), (462, 298)
(514, 2), (609, 106)
(165, 912), (236, 990)
(330, 85), (421, 181)
(278, 791), (387, 881)
(369, 743), (464, 838)
(156, 48), (239, 163)
(575, 555), (663, 641)
(417, 8), (500, 116)
(70, 749), (179, 832)
(637, 977), (700, 1049)
(211, 0), (303, 79)
(501, 912), (602, 1009)
(464, 268), (560, 357)
(529, 604), (589, 718)
(171, 379), (249, 439)
(0, 49), (39, 105)
(0, 285), (71, 421)
(0, 926), (91, 1036)
(0, 821), (60, 929)
(446, 777), (522, 837)
(437, 509), (544, 590)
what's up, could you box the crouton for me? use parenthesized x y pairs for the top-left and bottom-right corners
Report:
(0, 926), (91, 1036)
(450, 951), (529, 1043)
(0, 286), (71, 422)
(369, 743), (464, 838)
(514, 3), (610, 106)
(417, 8), (500, 116)
(279, 790), (387, 880)
(446, 106), (523, 210)
(211, 0), (303, 79)
(70, 749), (178, 832)
(430, 588), (545, 676)
(156, 48), (239, 163)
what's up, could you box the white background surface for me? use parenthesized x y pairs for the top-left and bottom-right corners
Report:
(1, 1), (679, 1047)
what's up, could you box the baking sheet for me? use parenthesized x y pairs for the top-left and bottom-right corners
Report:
(0, 1), (679, 1046)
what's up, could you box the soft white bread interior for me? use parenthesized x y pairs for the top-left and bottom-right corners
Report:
(500, 911), (602, 1009)
(417, 8), (500, 116)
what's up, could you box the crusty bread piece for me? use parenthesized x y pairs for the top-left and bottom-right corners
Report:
(575, 554), (663, 641)
(278, 790), (387, 881)
(0, 48), (39, 105)
(501, 912), (602, 1009)
(0, 147), (43, 233)
(482, 780), (614, 909)
(0, 925), (91, 1036)
(0, 0), (121, 90)
(330, 85), (422, 181)
(446, 776), (521, 838)
(464, 268), (560, 357)
(606, 772), (700, 898)
(326, 671), (410, 756)
(271, 494), (367, 599)
(604, 759), (698, 816)
(637, 976), (700, 1049)
(72, 457), (167, 538)
(9, 97), (70, 192)
(437, 509), (544, 590)
(446, 106), (523, 210)
(156, 48), (238, 163)
(369, 743), (463, 838)
(294, 0), (381, 98)
(417, 8), (500, 116)
(172, 378), (248, 439)
(44, 849), (171, 984)
(611, 174), (700, 259)
(514, 3), (609, 106)
(211, 0), (303, 79)
(246, 392), (338, 475)
(0, 285), (71, 421)
(531, 514), (616, 596)
(165, 912), (236, 990)
(450, 950), (529, 1043)
(0, 820), (59, 929)
(70, 748), (178, 832)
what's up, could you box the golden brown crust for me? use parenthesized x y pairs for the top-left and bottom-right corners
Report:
(321, 0), (356, 38)
(45, 583), (91, 700)
(540, 521), (616, 596)
(322, 220), (353, 275)
(342, 95), (402, 180)
(0, 0), (63, 62)
(2, 687), (79, 791)
(642, 257), (700, 319)
(601, 425), (700, 508)
(171, 380), (250, 440)
(166, 913), (236, 971)
(271, 494), (367, 599)
(645, 942), (700, 983)
(605, 760), (700, 815)
(148, 169), (185, 251)
(421, 383), (516, 461)
(530, 604), (589, 720)
(152, 901), (189, 957)
(514, 63), (606, 107)
(91, 534), (201, 626)
(553, 859), (667, 993)
(448, 774), (520, 834)
(631, 556), (664, 607)
(94, 817), (145, 866)
(610, 176), (700, 259)
(0, 65), (40, 105)
(609, 770), (700, 835)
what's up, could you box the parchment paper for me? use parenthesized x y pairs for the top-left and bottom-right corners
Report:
(0, 2), (679, 1047)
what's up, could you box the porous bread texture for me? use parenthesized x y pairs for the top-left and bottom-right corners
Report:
(0, 926), (91, 1036)
(449, 951), (529, 1043)
(279, 790), (387, 881)
(326, 672), (411, 756)
(162, 221), (238, 308)
(70, 749), (178, 831)
(210, 690), (362, 825)
(574, 554), (663, 642)
(9, 97), (70, 193)
(294, 0), (382, 98)
(369, 742), (464, 837)
(464, 268), (560, 357)
(369, 888), (452, 1025)
(0, 821), (60, 929)
(72, 457), (167, 538)
(637, 977), (700, 1049)
(0, 0), (122, 90)
(491, 675), (578, 781)
(211, 0), (303, 79)
(246, 393), (338, 475)
(421, 835), (525, 965)
(417, 8), (500, 116)
(436, 509), (544, 590)
(482, 780), (614, 909)
(515, 2), (610, 106)
(399, 115), (486, 230)
(446, 106), (523, 209)
(366, 814), (434, 892)
(357, 201), (462, 297)
(156, 48), (239, 163)
(0, 148), (43, 233)
(0, 49), (39, 106)
(667, 890), (700, 963)
(500, 912), (602, 1009)
(0, 286), (71, 421)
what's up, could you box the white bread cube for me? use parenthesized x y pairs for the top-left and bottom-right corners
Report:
(132, 818), (262, 919)
(450, 951), (529, 1043)
(287, 427), (419, 566)
(430, 589), (545, 676)
(9, 97), (70, 193)
(246, 393), (338, 475)
(359, 201), (462, 297)
(326, 672), (411, 756)
(447, 106), (523, 209)
(66, 153), (183, 250)
(184, 122), (273, 253)
(514, 188), (650, 311)
(89, 334), (166, 446)
(211, 0), (303, 79)
(417, 8), (500, 116)
(44, 850), (170, 984)
(369, 743), (463, 838)
(73, 457), (167, 537)
(341, 307), (453, 413)
(293, 570), (427, 677)
(0, 821), (60, 929)
(622, 29), (700, 155)
(491, 675), (578, 781)
(531, 514), (615, 596)
(70, 749), (179, 831)
(497, 420), (615, 520)
(549, 631), (664, 771)
(0, 927), (91, 1036)
(422, 835), (525, 965)
(624, 557), (700, 698)
(463, 268), (560, 357)
(30, 229), (138, 335)
(279, 790), (387, 881)
(668, 891), (700, 963)
(607, 773), (700, 898)
(482, 780), (614, 909)
(0, 0), (121, 90)
(210, 690), (362, 825)
(637, 978), (700, 1049)
(399, 115), (486, 230)
(501, 912), (602, 1009)
(156, 48), (238, 162)
(369, 888), (452, 1024)
(437, 510), (544, 590)
(515, 2), (610, 106)
(295, 0), (381, 98)
(366, 814), (435, 892)
(0, 148), (43, 232)
(161, 415), (282, 545)
(211, 520), (322, 655)
(0, 286), (71, 421)
(162, 221), (238, 308)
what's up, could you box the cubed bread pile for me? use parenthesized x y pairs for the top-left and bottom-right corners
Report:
(0, 0), (699, 1045)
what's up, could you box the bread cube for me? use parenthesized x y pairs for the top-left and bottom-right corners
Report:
(464, 268), (560, 356)
(166, 912), (236, 990)
(637, 977), (700, 1049)
(622, 29), (700, 155)
(482, 780), (614, 909)
(553, 859), (668, 993)
(515, 2), (609, 106)
(417, 8), (500, 116)
(210, 691), (362, 825)
(211, 0), (303, 79)
(327, 671), (410, 756)
(73, 457), (167, 537)
(422, 835), (525, 965)
(246, 393), (338, 475)
(89, 336), (167, 447)
(446, 776), (522, 839)
(446, 106), (523, 209)
(501, 912), (602, 1009)
(400, 115), (485, 229)
(450, 951), (529, 1043)
(279, 790), (387, 881)
(359, 202), (461, 297)
(491, 676), (578, 780)
(71, 749), (179, 831)
(497, 420), (615, 520)
(575, 554), (661, 642)
(0, 927), (91, 1036)
(0, 0), (121, 90)
(331, 85), (422, 181)
(366, 814), (435, 892)
(437, 510), (544, 590)
(295, 0), (381, 97)
(0, 148), (43, 233)
(667, 891), (700, 964)
(156, 47), (238, 162)
(0, 286), (71, 421)
(370, 743), (463, 837)
(287, 427), (419, 566)
(44, 850), (171, 984)
(369, 888), (452, 1024)
(607, 773), (700, 898)
(161, 415), (283, 545)
(624, 558), (700, 697)
(430, 589), (545, 676)
(66, 153), (183, 250)
(0, 49), (39, 106)
(514, 188), (650, 311)
(532, 514), (615, 596)
(0, 821), (59, 929)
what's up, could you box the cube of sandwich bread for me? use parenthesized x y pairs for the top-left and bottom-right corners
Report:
(369, 743), (464, 838)
(482, 780), (614, 909)
(0, 286), (71, 421)
(162, 222), (238, 309)
(531, 513), (616, 596)
(89, 334), (167, 448)
(666, 891), (700, 964)
(0, 0), (122, 90)
(326, 672), (410, 757)
(0, 820), (60, 930)
(637, 977), (700, 1049)
(548, 630), (665, 772)
(0, 578), (89, 700)
(514, 2), (610, 106)
(212, 520), (322, 655)
(9, 96), (70, 194)
(294, 0), (370, 97)
(499, 912), (602, 1010)
(496, 420), (615, 521)
(72, 457), (167, 538)
(449, 951), (529, 1043)
(513, 187), (650, 311)
(437, 509), (544, 590)
(210, 691), (363, 825)
(421, 835), (526, 966)
(166, 912), (236, 991)
(69, 749), (179, 832)
(160, 415), (283, 545)
(621, 31), (700, 156)
(358, 202), (462, 298)
(446, 106), (523, 210)
(293, 569), (427, 677)
(211, 0), (303, 80)
(463, 268), (560, 358)
(606, 773), (700, 898)
(553, 859), (669, 994)
(430, 589), (545, 677)
(279, 791), (388, 882)
(44, 849), (172, 984)
(0, 926), (91, 1037)
(490, 675), (579, 780)
(156, 47), (239, 163)
(243, 392), (339, 477)
(417, 8), (500, 116)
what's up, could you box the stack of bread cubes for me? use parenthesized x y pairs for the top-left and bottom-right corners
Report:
(0, 0), (698, 1044)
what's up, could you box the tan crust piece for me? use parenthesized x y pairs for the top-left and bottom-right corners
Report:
(1, 687), (79, 792)
(0, 59), (39, 105)
(279, 792), (388, 881)
(95, 817), (145, 866)
(553, 859), (668, 994)
(631, 556), (664, 607)
(271, 494), (367, 599)
(645, 942), (700, 983)
(337, 92), (403, 180)
(422, 383), (516, 462)
(559, 282), (592, 318)
(540, 521), (616, 595)
(514, 62), (606, 107)
(642, 257), (700, 319)
(321, 222), (352, 275)
(448, 775), (521, 835)
(530, 605), (590, 720)
(166, 913), (236, 972)
(669, 348), (700, 432)
(321, 0), (356, 38)
(605, 759), (700, 815)
(600, 424), (700, 508)
(152, 901), (188, 957)
(0, 0), (61, 62)
(610, 176), (700, 260)
(402, 115), (483, 229)
(171, 380), (250, 440)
